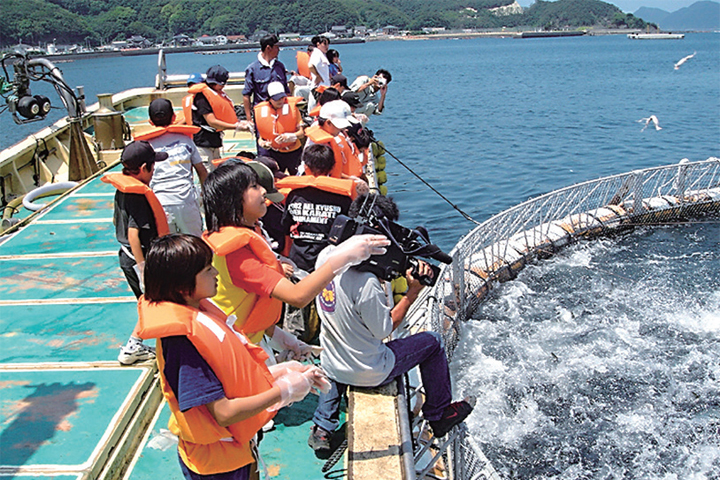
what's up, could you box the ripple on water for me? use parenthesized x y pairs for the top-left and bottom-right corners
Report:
(452, 222), (720, 479)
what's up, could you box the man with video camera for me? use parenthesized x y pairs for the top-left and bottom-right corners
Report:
(308, 193), (474, 453)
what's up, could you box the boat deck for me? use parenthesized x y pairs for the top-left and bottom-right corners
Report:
(1, 107), (344, 479)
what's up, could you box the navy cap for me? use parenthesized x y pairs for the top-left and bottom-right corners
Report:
(205, 65), (229, 86)
(121, 141), (168, 170)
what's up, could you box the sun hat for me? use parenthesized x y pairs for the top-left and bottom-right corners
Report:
(267, 81), (287, 101)
(319, 100), (358, 129)
(121, 141), (168, 170)
(246, 161), (285, 203)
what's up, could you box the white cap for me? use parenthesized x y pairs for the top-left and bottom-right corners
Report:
(267, 81), (287, 101)
(319, 100), (359, 129)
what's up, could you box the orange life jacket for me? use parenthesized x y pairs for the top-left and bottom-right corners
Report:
(276, 175), (358, 201)
(305, 125), (363, 178)
(133, 124), (200, 141)
(183, 83), (237, 126)
(296, 51), (311, 79)
(101, 173), (169, 237)
(203, 226), (283, 343)
(136, 298), (275, 474)
(253, 97), (303, 152)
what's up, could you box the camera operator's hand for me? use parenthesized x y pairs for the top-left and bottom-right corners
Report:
(407, 260), (433, 296)
(326, 234), (391, 275)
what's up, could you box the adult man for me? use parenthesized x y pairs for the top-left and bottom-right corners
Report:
(254, 81), (305, 175)
(308, 194), (474, 452)
(135, 98), (207, 237)
(350, 69), (392, 117)
(308, 36), (331, 87)
(185, 65), (252, 171)
(304, 100), (362, 179)
(243, 34), (290, 122)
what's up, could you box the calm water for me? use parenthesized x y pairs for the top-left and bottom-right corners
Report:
(2, 35), (719, 478)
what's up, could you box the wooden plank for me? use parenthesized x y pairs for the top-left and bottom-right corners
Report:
(348, 382), (404, 480)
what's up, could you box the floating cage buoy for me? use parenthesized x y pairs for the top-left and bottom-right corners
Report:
(379, 185), (388, 195)
(376, 170), (388, 185)
(375, 155), (387, 171)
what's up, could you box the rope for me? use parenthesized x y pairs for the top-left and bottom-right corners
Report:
(322, 439), (348, 473)
(372, 138), (481, 225)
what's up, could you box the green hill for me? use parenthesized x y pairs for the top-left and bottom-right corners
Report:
(0, 0), (653, 47)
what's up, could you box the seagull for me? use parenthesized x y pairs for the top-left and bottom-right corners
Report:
(638, 115), (662, 131)
(674, 51), (696, 70)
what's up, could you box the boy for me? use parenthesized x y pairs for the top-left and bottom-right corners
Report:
(102, 140), (169, 364)
(137, 98), (207, 237)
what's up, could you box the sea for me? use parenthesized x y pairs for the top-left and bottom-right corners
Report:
(2, 33), (719, 478)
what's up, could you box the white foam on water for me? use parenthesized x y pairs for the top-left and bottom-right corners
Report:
(452, 223), (720, 479)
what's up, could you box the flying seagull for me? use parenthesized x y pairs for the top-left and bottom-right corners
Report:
(638, 115), (662, 131)
(674, 51), (696, 70)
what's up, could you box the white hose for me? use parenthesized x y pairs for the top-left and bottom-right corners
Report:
(22, 181), (78, 211)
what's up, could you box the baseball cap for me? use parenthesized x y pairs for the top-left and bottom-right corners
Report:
(187, 73), (203, 86)
(121, 141), (168, 170)
(341, 91), (362, 108)
(246, 161), (285, 203)
(319, 100), (359, 129)
(267, 81), (287, 101)
(148, 98), (174, 125)
(205, 65), (229, 86)
(331, 74), (348, 89)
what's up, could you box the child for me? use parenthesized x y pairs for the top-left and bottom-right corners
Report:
(102, 140), (169, 365)
(136, 97), (208, 237)
(201, 161), (389, 357)
(136, 234), (328, 479)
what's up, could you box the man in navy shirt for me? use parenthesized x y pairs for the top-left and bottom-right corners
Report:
(243, 34), (289, 123)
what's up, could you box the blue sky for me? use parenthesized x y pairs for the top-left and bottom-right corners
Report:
(516, 0), (702, 13)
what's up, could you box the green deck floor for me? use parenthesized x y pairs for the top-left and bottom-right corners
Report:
(1, 122), (343, 479)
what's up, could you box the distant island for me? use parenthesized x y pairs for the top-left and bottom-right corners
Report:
(635, 1), (720, 31)
(1, 0), (658, 51)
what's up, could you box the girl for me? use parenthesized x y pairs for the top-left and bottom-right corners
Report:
(201, 161), (388, 355)
(137, 234), (326, 479)
(327, 49), (342, 77)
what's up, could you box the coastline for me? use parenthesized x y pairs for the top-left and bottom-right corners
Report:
(25, 37), (365, 62)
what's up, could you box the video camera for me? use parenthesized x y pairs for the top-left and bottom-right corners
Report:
(327, 197), (451, 286)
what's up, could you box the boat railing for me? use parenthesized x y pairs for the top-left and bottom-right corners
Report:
(398, 157), (720, 479)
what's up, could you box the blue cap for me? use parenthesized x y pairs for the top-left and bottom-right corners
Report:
(187, 73), (203, 86)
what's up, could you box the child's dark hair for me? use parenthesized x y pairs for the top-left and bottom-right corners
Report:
(317, 87), (340, 106)
(144, 234), (213, 305)
(302, 144), (335, 176)
(203, 162), (259, 232)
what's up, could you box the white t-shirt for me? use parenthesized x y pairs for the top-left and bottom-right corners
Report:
(309, 48), (330, 87)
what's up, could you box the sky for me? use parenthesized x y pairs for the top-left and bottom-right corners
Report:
(515, 0), (702, 13)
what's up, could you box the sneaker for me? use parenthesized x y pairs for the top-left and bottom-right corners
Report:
(118, 342), (156, 365)
(429, 397), (475, 438)
(308, 425), (331, 451)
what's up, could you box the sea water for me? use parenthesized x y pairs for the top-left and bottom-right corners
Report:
(452, 221), (720, 478)
(2, 34), (719, 478)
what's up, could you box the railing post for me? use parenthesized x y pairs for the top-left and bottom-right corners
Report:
(674, 158), (690, 203)
(632, 170), (645, 214)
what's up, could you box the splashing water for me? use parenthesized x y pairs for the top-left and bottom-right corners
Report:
(452, 221), (720, 479)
